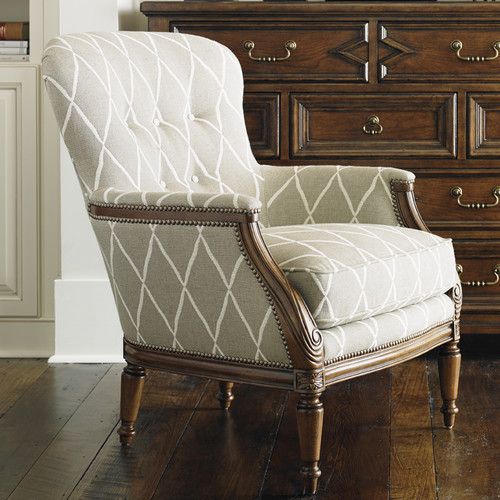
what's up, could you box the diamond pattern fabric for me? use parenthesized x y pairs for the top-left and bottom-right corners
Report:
(322, 294), (454, 363)
(262, 223), (457, 329)
(42, 32), (263, 202)
(90, 217), (291, 367)
(262, 165), (414, 227)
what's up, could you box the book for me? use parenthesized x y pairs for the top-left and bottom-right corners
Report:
(0, 22), (29, 41)
(0, 40), (28, 48)
(0, 55), (29, 62)
(0, 47), (28, 55)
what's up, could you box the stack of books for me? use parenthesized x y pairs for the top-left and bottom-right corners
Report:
(0, 22), (29, 62)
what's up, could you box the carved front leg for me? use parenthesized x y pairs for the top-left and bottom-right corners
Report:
(118, 364), (146, 446)
(295, 369), (325, 495)
(438, 340), (461, 429)
(297, 393), (324, 495)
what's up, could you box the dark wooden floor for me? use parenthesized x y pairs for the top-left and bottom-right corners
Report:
(0, 349), (498, 499)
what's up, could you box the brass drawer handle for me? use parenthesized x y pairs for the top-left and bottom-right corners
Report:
(243, 40), (297, 62)
(450, 39), (500, 62)
(362, 115), (383, 135)
(457, 263), (500, 287)
(450, 186), (500, 209)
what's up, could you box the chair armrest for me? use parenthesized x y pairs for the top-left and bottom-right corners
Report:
(88, 188), (262, 223)
(261, 165), (427, 229)
(88, 188), (323, 371)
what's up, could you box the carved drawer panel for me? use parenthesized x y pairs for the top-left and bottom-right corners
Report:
(414, 175), (500, 237)
(169, 22), (369, 82)
(291, 93), (457, 159)
(468, 93), (500, 158)
(379, 23), (500, 82)
(243, 93), (279, 159)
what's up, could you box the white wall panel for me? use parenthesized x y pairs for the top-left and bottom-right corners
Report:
(0, 67), (38, 316)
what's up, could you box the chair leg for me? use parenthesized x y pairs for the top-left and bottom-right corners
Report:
(118, 364), (146, 446)
(216, 381), (234, 410)
(297, 393), (324, 496)
(438, 339), (461, 429)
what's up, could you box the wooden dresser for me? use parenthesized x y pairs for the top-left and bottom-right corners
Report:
(142, 1), (500, 336)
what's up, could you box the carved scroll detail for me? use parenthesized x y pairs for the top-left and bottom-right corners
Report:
(447, 281), (462, 341)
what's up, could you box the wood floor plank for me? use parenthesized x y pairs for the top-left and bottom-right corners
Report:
(10, 364), (123, 500)
(390, 359), (437, 500)
(152, 381), (288, 500)
(0, 359), (48, 418)
(0, 363), (111, 499)
(429, 356), (500, 500)
(261, 370), (391, 500)
(70, 370), (209, 500)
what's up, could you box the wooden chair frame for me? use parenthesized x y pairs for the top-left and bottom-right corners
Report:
(97, 179), (461, 496)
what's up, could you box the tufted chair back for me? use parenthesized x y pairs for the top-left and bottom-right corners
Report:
(42, 32), (263, 201)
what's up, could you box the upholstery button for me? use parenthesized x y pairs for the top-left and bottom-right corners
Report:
(187, 113), (195, 121)
(159, 180), (166, 189)
(153, 118), (160, 126)
(191, 175), (199, 184)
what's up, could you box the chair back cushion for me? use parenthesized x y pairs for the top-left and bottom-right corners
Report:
(43, 32), (263, 199)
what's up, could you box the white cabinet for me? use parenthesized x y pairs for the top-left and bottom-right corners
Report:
(0, 66), (38, 316)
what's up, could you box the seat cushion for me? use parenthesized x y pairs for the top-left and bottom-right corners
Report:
(262, 223), (457, 329)
(322, 294), (454, 363)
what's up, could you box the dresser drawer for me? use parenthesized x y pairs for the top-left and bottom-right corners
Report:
(291, 93), (456, 158)
(379, 22), (500, 82)
(453, 242), (500, 300)
(243, 93), (279, 159)
(414, 175), (500, 235)
(169, 22), (369, 82)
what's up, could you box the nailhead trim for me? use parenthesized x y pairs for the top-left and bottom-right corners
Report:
(233, 225), (293, 367)
(390, 178), (415, 227)
(89, 201), (261, 215)
(324, 317), (453, 365)
(89, 213), (237, 227)
(125, 339), (291, 369)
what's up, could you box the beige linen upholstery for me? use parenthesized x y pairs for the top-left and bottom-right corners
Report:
(42, 32), (263, 199)
(262, 223), (456, 329)
(89, 188), (262, 212)
(90, 218), (290, 366)
(43, 31), (458, 367)
(322, 294), (454, 363)
(262, 165), (414, 227)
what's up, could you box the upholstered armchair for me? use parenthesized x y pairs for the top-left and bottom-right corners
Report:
(43, 32), (461, 496)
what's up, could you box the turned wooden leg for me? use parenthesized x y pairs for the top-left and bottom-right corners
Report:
(216, 381), (234, 410)
(118, 364), (146, 446)
(438, 340), (461, 429)
(297, 394), (324, 496)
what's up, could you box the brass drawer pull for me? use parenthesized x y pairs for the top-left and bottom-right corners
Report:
(457, 263), (500, 287)
(362, 115), (383, 135)
(450, 39), (500, 62)
(450, 186), (500, 209)
(243, 40), (297, 62)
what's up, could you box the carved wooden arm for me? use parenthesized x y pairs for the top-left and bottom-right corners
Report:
(389, 179), (429, 231)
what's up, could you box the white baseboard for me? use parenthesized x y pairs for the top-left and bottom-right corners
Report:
(51, 278), (123, 363)
(48, 354), (124, 364)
